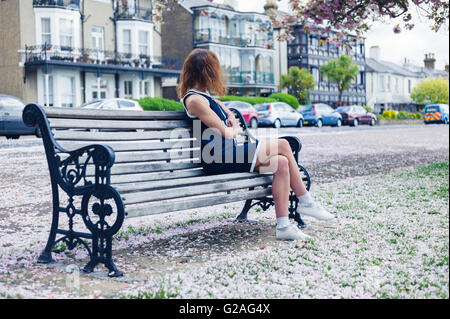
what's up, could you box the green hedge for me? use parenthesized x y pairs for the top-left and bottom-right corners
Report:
(268, 93), (299, 109)
(218, 95), (277, 105)
(137, 97), (184, 111)
(136, 93), (301, 111)
(219, 93), (300, 109)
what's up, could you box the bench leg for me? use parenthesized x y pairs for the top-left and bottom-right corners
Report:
(236, 199), (253, 222)
(37, 203), (60, 263)
(289, 191), (307, 228)
(81, 185), (125, 277)
(83, 235), (123, 278)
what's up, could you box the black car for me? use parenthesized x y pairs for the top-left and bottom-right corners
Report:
(0, 94), (39, 139)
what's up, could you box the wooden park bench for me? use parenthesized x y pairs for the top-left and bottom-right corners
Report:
(22, 104), (311, 277)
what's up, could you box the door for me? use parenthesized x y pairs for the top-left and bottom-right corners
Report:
(357, 106), (371, 124)
(276, 103), (289, 126)
(283, 103), (297, 126)
(91, 26), (105, 61)
(320, 104), (333, 125)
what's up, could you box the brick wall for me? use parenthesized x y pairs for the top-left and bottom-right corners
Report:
(161, 0), (194, 64)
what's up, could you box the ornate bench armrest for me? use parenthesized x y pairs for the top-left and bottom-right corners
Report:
(229, 107), (257, 143)
(57, 144), (115, 194)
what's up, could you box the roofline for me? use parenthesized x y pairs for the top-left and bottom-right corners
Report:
(190, 5), (270, 18)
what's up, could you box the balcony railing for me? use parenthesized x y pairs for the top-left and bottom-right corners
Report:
(225, 71), (274, 85)
(194, 29), (272, 48)
(116, 3), (153, 22)
(23, 44), (182, 71)
(33, 0), (80, 10)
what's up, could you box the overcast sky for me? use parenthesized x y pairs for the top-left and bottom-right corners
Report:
(232, 0), (449, 70)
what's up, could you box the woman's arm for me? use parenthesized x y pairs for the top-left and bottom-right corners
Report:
(215, 99), (240, 128)
(185, 95), (243, 140)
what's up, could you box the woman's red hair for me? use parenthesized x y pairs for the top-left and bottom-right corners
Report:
(177, 49), (226, 98)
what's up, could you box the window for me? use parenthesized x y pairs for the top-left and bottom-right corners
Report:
(139, 80), (151, 97)
(41, 18), (51, 45)
(60, 76), (75, 107)
(119, 100), (136, 109)
(92, 79), (107, 100)
(408, 79), (411, 93)
(394, 77), (399, 93)
(359, 72), (365, 85)
(138, 30), (149, 55)
(43, 76), (54, 107)
(379, 75), (385, 91)
(123, 29), (132, 54)
(92, 26), (104, 51)
(124, 81), (133, 97)
(59, 19), (73, 48)
(101, 100), (118, 110)
(387, 75), (391, 91)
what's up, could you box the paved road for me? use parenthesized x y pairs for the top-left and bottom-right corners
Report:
(0, 124), (448, 208)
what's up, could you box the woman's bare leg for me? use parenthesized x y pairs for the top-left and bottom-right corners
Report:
(255, 155), (290, 218)
(255, 139), (307, 196)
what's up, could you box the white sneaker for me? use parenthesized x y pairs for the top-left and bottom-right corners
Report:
(297, 202), (335, 221)
(276, 224), (311, 241)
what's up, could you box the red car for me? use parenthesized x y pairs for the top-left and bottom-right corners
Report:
(223, 101), (259, 128)
(336, 105), (377, 126)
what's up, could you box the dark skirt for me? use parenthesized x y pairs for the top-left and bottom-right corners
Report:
(202, 140), (260, 175)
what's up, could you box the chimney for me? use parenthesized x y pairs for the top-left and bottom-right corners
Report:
(369, 46), (381, 60)
(222, 0), (237, 9)
(264, 0), (279, 12)
(424, 53), (436, 70)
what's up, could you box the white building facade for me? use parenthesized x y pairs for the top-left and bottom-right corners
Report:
(15, 0), (181, 107)
(366, 46), (424, 112)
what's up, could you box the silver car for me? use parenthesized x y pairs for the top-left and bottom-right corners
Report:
(0, 94), (39, 139)
(80, 99), (143, 111)
(255, 102), (304, 128)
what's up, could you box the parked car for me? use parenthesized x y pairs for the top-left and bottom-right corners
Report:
(424, 104), (449, 124)
(80, 99), (143, 111)
(223, 101), (259, 129)
(297, 103), (342, 127)
(0, 94), (39, 139)
(255, 102), (304, 128)
(336, 105), (377, 126)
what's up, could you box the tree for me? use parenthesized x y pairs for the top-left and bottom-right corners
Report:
(320, 54), (359, 105)
(280, 67), (314, 105)
(410, 78), (449, 105)
(266, 0), (449, 43)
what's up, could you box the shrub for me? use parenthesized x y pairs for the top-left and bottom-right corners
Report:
(415, 112), (423, 119)
(381, 110), (398, 119)
(137, 97), (184, 111)
(218, 95), (277, 105)
(268, 93), (299, 109)
(397, 111), (408, 119)
(362, 105), (372, 113)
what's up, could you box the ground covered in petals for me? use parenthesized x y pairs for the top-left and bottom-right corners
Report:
(1, 161), (448, 299)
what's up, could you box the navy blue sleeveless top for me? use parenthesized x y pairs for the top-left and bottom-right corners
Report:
(181, 89), (238, 166)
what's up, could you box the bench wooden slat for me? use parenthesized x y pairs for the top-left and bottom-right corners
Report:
(122, 176), (273, 205)
(125, 187), (273, 217)
(85, 161), (201, 176)
(53, 129), (193, 141)
(111, 169), (205, 184)
(60, 150), (197, 164)
(49, 118), (191, 130)
(44, 107), (187, 120)
(56, 139), (196, 152)
(116, 172), (265, 193)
